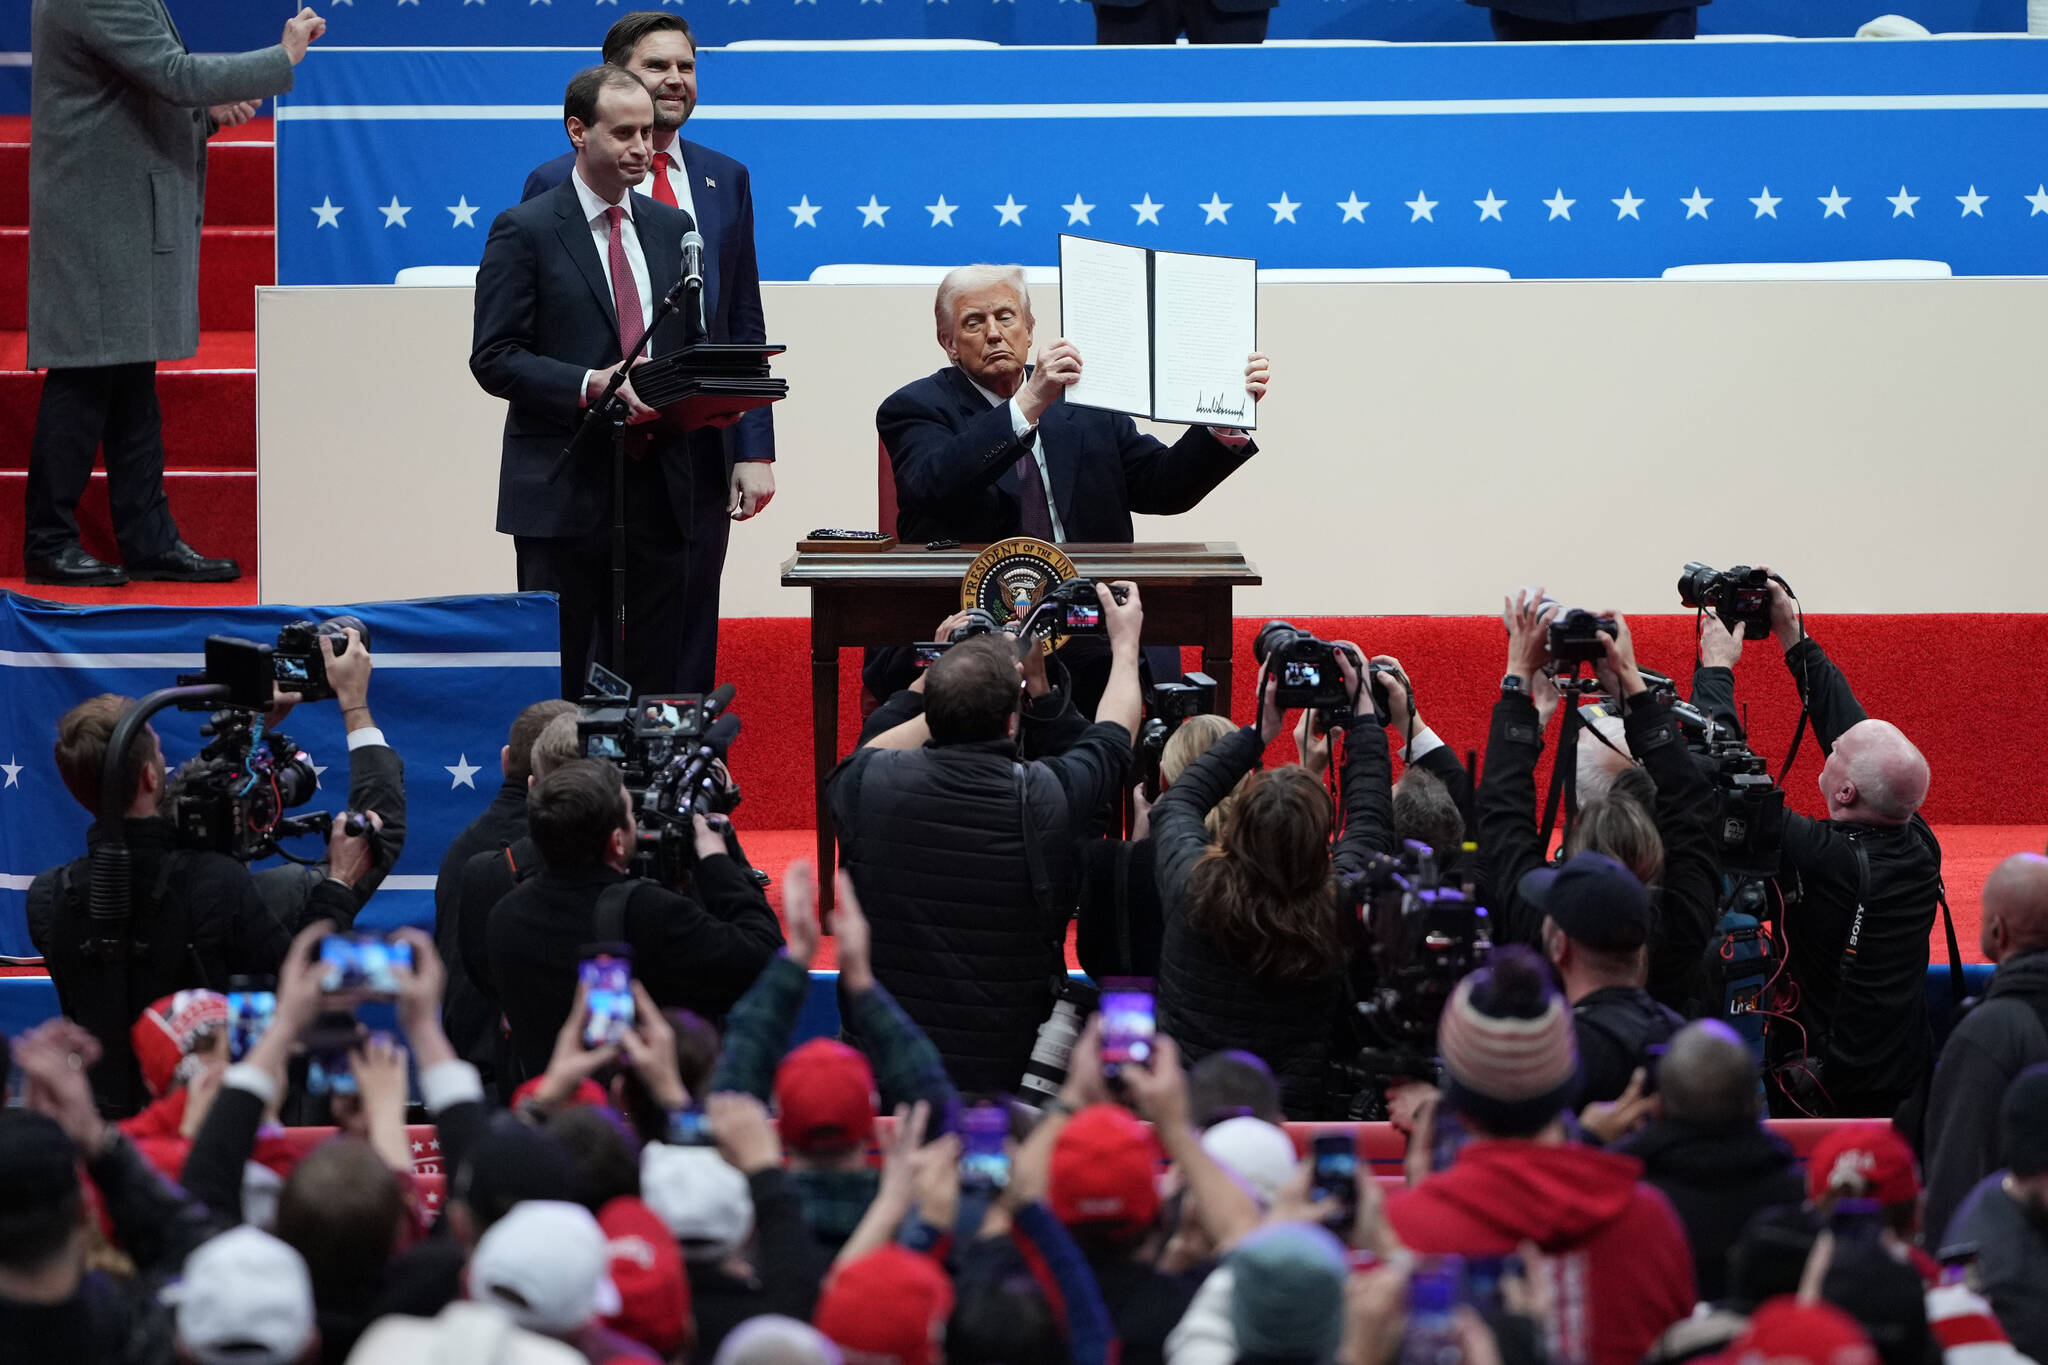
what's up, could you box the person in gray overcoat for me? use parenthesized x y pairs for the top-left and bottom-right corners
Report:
(24, 1), (327, 586)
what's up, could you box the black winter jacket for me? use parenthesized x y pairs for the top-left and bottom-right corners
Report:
(1153, 721), (1395, 1117)
(1615, 1118), (1806, 1303)
(828, 687), (1132, 1092)
(1700, 638), (1941, 1119)
(1476, 686), (1721, 1015)
(1923, 950), (2048, 1245)
(1575, 985), (1685, 1104)
(434, 775), (528, 1072)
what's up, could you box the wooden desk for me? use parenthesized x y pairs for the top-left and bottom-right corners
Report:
(779, 541), (1261, 911)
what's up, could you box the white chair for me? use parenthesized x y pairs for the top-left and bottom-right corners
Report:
(1256, 266), (1511, 283)
(719, 39), (1000, 50)
(1661, 260), (1952, 281)
(393, 266), (480, 286)
(803, 264), (1061, 285)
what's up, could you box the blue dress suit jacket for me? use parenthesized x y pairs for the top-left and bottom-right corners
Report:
(470, 178), (698, 539)
(523, 141), (775, 470)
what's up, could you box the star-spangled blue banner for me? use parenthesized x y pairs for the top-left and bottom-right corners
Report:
(0, 593), (561, 958)
(276, 41), (2048, 286)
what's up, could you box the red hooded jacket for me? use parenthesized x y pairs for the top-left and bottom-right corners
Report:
(1386, 1140), (1696, 1365)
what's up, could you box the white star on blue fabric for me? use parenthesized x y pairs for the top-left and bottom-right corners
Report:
(312, 196), (344, 228)
(994, 195), (1027, 226)
(788, 195), (820, 227)
(1199, 193), (1231, 224)
(1888, 186), (1919, 218)
(2027, 185), (2048, 217)
(857, 195), (889, 227)
(1543, 189), (1574, 221)
(378, 196), (412, 228)
(1405, 191), (1437, 222)
(1131, 194), (1162, 226)
(447, 196), (479, 228)
(1337, 192), (1368, 223)
(1063, 195), (1094, 226)
(1819, 186), (1851, 218)
(1268, 192), (1300, 224)
(1612, 188), (1644, 220)
(1681, 187), (1712, 220)
(1474, 189), (1505, 222)
(1957, 185), (1988, 217)
(1, 756), (21, 789)
(1750, 187), (1782, 219)
(926, 195), (957, 226)
(446, 755), (480, 790)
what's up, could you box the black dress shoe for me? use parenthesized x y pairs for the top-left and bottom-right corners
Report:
(26, 546), (129, 587)
(126, 540), (242, 583)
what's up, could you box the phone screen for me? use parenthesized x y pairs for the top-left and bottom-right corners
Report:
(1311, 1133), (1360, 1229)
(959, 1104), (1011, 1193)
(306, 1052), (356, 1098)
(1100, 989), (1156, 1077)
(226, 990), (277, 1063)
(581, 953), (635, 1048)
(320, 934), (413, 996)
(668, 1106), (715, 1147)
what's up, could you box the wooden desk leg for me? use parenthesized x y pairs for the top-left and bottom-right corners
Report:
(1204, 591), (1235, 717)
(812, 616), (839, 920)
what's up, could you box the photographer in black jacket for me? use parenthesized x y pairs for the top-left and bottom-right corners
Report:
(1691, 572), (1938, 1119)
(828, 588), (1145, 1092)
(27, 694), (378, 1117)
(1152, 648), (1397, 1116)
(1478, 591), (1721, 1015)
(484, 758), (784, 1083)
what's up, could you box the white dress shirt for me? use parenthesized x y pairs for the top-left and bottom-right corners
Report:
(641, 141), (700, 223)
(573, 168), (654, 405)
(961, 368), (1067, 543)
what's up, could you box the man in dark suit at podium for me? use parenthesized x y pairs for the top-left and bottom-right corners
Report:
(522, 12), (774, 695)
(472, 66), (700, 701)
(869, 264), (1268, 701)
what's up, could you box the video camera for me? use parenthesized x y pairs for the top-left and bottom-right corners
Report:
(162, 616), (371, 862)
(574, 664), (746, 885)
(1325, 841), (1492, 1118)
(1677, 562), (1775, 640)
(1135, 671), (1217, 799)
(1644, 672), (1786, 879)
(912, 608), (1002, 669)
(1253, 620), (1397, 728)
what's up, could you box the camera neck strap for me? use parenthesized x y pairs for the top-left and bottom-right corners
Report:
(1820, 834), (1964, 1061)
(592, 877), (643, 947)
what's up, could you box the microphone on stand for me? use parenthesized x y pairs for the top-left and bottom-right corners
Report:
(681, 230), (707, 340)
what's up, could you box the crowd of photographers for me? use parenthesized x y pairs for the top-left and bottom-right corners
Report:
(8, 563), (2048, 1365)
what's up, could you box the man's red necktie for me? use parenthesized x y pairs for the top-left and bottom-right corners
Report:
(649, 152), (680, 209)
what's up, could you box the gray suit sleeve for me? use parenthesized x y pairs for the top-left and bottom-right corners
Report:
(71, 0), (296, 109)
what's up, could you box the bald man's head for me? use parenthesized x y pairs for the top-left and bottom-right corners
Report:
(1982, 852), (2048, 963)
(1818, 719), (1929, 826)
(1658, 1019), (1762, 1125)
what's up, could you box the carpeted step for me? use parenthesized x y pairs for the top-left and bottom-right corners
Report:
(0, 224), (273, 331)
(0, 466), (257, 577)
(0, 342), (256, 471)
(0, 120), (272, 229)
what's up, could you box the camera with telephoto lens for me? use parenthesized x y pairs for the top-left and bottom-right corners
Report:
(1324, 841), (1491, 1119)
(1135, 672), (1218, 799)
(1018, 976), (1101, 1109)
(574, 664), (748, 887)
(1678, 563), (1775, 641)
(913, 608), (1002, 669)
(163, 618), (373, 862)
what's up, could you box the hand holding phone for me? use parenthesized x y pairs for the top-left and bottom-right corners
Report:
(1100, 985), (1156, 1084)
(580, 952), (636, 1049)
(225, 981), (277, 1063)
(319, 933), (414, 997)
(1311, 1132), (1361, 1234)
(959, 1103), (1011, 1195)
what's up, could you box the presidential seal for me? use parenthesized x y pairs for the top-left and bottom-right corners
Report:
(960, 538), (1077, 653)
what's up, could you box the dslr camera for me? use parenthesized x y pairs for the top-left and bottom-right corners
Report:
(1546, 607), (1619, 668)
(1016, 578), (1128, 645)
(1254, 620), (1396, 725)
(913, 608), (1002, 669)
(1135, 672), (1217, 799)
(1677, 563), (1775, 640)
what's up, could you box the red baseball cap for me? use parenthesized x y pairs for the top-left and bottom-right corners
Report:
(1048, 1104), (1162, 1240)
(1724, 1297), (1880, 1365)
(774, 1040), (877, 1154)
(598, 1196), (691, 1359)
(1807, 1124), (1921, 1206)
(814, 1246), (953, 1365)
(131, 990), (227, 1099)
